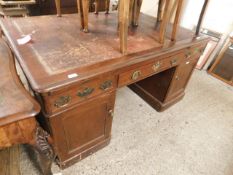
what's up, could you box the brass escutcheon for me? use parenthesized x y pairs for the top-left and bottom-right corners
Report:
(54, 96), (71, 108)
(170, 59), (177, 66)
(100, 80), (113, 91)
(131, 70), (142, 80)
(77, 87), (94, 97)
(153, 61), (161, 71)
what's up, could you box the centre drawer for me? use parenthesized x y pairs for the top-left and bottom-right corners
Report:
(118, 52), (184, 87)
(42, 75), (117, 114)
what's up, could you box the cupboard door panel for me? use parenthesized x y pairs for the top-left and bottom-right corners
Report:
(50, 91), (115, 161)
(166, 59), (197, 101)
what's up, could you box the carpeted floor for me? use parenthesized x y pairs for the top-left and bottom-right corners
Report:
(20, 70), (233, 175)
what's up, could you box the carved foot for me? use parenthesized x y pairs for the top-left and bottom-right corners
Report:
(34, 127), (54, 175)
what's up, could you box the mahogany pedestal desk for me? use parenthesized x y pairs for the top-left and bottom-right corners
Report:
(0, 13), (209, 169)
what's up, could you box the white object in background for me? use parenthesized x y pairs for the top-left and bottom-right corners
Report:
(17, 35), (32, 45)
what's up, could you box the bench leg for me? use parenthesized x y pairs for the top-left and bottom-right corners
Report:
(32, 126), (54, 175)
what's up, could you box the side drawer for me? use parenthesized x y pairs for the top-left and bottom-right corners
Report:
(42, 75), (117, 114)
(184, 44), (206, 62)
(118, 53), (184, 87)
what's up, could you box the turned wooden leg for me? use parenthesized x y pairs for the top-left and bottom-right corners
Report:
(105, 0), (110, 14)
(81, 0), (89, 32)
(157, 0), (164, 23)
(129, 0), (135, 25)
(77, 0), (84, 29)
(55, 0), (61, 17)
(32, 126), (54, 175)
(132, 0), (143, 27)
(159, 0), (173, 44)
(119, 0), (130, 54)
(171, 0), (184, 41)
(95, 0), (99, 14)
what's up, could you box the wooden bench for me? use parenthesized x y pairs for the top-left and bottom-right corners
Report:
(0, 38), (54, 175)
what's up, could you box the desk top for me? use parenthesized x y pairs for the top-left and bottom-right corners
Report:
(0, 13), (208, 93)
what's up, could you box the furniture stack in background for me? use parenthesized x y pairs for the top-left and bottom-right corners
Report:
(0, 0), (35, 17)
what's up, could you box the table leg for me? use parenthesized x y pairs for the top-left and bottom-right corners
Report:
(77, 0), (89, 32)
(119, 0), (130, 54)
(157, 0), (164, 23)
(159, 0), (173, 44)
(171, 0), (184, 41)
(55, 0), (61, 17)
(95, 0), (99, 14)
(129, 0), (135, 26)
(132, 0), (143, 26)
(105, 0), (110, 14)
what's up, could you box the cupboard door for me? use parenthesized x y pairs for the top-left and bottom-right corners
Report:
(165, 59), (197, 101)
(50, 91), (115, 162)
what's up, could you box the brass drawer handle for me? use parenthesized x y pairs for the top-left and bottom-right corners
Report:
(170, 59), (177, 66)
(100, 80), (113, 91)
(54, 96), (71, 108)
(153, 61), (161, 71)
(77, 87), (94, 97)
(131, 70), (142, 80)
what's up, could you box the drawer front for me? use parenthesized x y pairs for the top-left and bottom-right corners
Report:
(43, 75), (117, 114)
(118, 53), (184, 87)
(184, 44), (206, 62)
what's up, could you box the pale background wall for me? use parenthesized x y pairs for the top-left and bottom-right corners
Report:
(140, 0), (233, 34)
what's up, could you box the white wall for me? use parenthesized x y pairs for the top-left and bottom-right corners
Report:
(141, 0), (157, 17)
(140, 0), (233, 34)
(180, 0), (233, 33)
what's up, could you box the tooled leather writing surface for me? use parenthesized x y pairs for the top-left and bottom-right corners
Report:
(0, 13), (207, 93)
